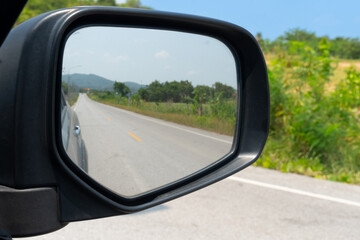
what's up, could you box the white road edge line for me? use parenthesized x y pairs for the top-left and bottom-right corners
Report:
(140, 116), (233, 144)
(227, 176), (360, 208)
(94, 96), (233, 145)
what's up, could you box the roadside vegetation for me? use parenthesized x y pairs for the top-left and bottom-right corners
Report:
(88, 81), (237, 136)
(62, 82), (79, 106)
(257, 28), (360, 60)
(256, 30), (360, 184)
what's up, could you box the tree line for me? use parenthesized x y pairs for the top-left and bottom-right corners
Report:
(109, 80), (236, 117)
(257, 28), (360, 59)
(117, 80), (236, 104)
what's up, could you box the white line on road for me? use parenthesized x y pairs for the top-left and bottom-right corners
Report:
(227, 176), (360, 208)
(141, 117), (233, 145)
(96, 99), (233, 145)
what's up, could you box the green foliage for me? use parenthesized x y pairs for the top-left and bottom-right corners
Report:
(62, 81), (80, 106)
(330, 37), (360, 59)
(177, 80), (194, 102)
(260, 28), (360, 60)
(146, 80), (166, 102)
(213, 82), (235, 100)
(138, 80), (235, 104)
(136, 80), (236, 117)
(97, 0), (116, 6)
(138, 80), (196, 103)
(16, 0), (151, 26)
(260, 38), (360, 184)
(138, 88), (149, 101)
(118, 0), (151, 9)
(62, 82), (69, 95)
(113, 81), (129, 96)
(285, 29), (319, 49)
(333, 67), (360, 109)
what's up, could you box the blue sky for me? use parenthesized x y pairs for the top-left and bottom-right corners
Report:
(63, 27), (237, 87)
(117, 0), (360, 40)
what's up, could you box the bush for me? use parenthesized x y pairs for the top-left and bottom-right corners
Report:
(259, 38), (360, 183)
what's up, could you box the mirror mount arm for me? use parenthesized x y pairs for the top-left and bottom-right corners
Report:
(0, 228), (12, 240)
(0, 185), (65, 237)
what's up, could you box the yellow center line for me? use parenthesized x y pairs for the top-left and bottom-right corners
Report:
(128, 132), (142, 142)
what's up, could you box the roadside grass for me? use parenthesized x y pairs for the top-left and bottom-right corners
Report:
(88, 96), (236, 136)
(265, 54), (360, 93)
(254, 134), (360, 184)
(327, 59), (360, 92)
(261, 50), (360, 185)
(66, 93), (79, 106)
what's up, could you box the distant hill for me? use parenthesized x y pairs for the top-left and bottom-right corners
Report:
(62, 74), (146, 92)
(123, 81), (147, 92)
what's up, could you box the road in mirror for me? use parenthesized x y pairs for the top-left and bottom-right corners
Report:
(61, 26), (238, 197)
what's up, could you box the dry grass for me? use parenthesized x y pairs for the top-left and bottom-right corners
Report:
(93, 99), (235, 136)
(264, 54), (360, 94)
(326, 59), (360, 92)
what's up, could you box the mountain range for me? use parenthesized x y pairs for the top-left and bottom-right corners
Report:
(62, 73), (146, 92)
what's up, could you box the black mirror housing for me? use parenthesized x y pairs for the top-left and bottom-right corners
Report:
(0, 7), (269, 237)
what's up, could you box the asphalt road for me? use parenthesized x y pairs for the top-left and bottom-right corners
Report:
(26, 166), (360, 240)
(71, 93), (233, 196)
(25, 94), (360, 239)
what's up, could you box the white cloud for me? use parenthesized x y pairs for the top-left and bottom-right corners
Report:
(115, 55), (128, 62)
(187, 70), (197, 76)
(103, 53), (128, 62)
(155, 50), (170, 59)
(115, 0), (126, 4)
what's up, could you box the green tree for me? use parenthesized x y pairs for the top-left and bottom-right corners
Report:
(164, 81), (181, 102)
(178, 80), (194, 102)
(212, 82), (235, 100)
(148, 80), (166, 102)
(138, 88), (149, 101)
(193, 85), (212, 115)
(285, 29), (317, 42)
(113, 81), (129, 96)
(330, 37), (360, 59)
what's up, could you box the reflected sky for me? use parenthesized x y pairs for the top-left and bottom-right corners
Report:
(63, 27), (237, 88)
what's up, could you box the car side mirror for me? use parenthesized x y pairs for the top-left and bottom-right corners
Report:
(0, 7), (269, 237)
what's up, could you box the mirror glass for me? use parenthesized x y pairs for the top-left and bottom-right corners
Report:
(61, 26), (238, 197)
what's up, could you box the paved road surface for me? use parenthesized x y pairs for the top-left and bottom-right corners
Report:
(72, 93), (233, 196)
(25, 94), (360, 239)
(26, 166), (360, 240)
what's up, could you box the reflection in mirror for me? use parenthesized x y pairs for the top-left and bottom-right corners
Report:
(61, 26), (238, 197)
